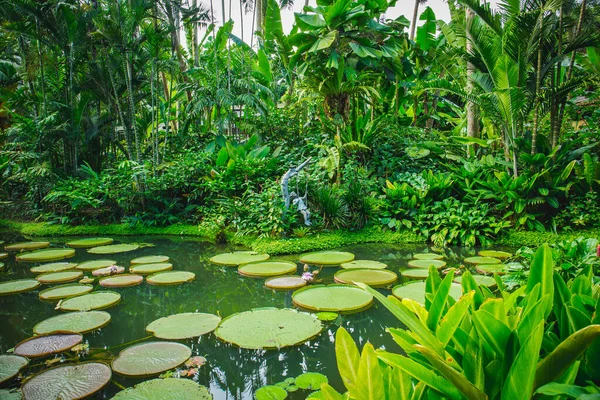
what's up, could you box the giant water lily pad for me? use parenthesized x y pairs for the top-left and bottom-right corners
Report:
(130, 255), (169, 265)
(407, 259), (446, 269)
(401, 269), (432, 280)
(210, 251), (270, 266)
(112, 342), (192, 377)
(454, 274), (497, 287)
(0, 253), (7, 260)
(16, 249), (76, 263)
(265, 276), (307, 290)
(146, 313), (221, 339)
(215, 308), (322, 349)
(21, 362), (111, 400)
(475, 264), (509, 275)
(33, 311), (111, 334)
(334, 269), (397, 287)
(14, 332), (83, 358)
(0, 355), (28, 384)
(0, 262), (3, 269)
(478, 250), (512, 259)
(77, 259), (117, 271)
(67, 238), (114, 248)
(130, 263), (172, 275)
(413, 253), (444, 260)
(392, 282), (462, 305)
(92, 265), (125, 276)
(299, 251), (355, 266)
(146, 271), (195, 286)
(464, 256), (501, 265)
(292, 285), (373, 312)
(88, 244), (139, 255)
(255, 386), (287, 400)
(0, 279), (41, 296)
(99, 274), (143, 288)
(111, 378), (212, 400)
(295, 373), (328, 390)
(238, 261), (297, 277)
(36, 271), (83, 284)
(39, 284), (93, 301)
(30, 262), (78, 274)
(5, 242), (49, 251)
(340, 260), (387, 269)
(59, 291), (121, 312)
(0, 389), (21, 400)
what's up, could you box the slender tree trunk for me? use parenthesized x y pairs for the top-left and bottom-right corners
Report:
(36, 21), (47, 118)
(108, 62), (132, 160)
(426, 70), (445, 129)
(255, 0), (264, 36)
(552, 6), (563, 149)
(466, 9), (479, 157)
(410, 0), (420, 41)
(531, 13), (544, 156)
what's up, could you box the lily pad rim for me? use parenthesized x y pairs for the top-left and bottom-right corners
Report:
(0, 279), (42, 296)
(291, 284), (374, 313)
(0, 354), (29, 384)
(39, 283), (94, 301)
(111, 341), (192, 377)
(264, 275), (307, 290)
(13, 331), (83, 358)
(333, 268), (398, 287)
(146, 271), (196, 286)
(59, 291), (122, 312)
(33, 311), (112, 335)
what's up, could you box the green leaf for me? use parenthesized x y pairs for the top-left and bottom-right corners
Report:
(463, 327), (485, 391)
(355, 342), (385, 400)
(295, 13), (326, 29)
(426, 270), (455, 331)
(526, 244), (554, 318)
(535, 382), (590, 397)
(384, 366), (412, 400)
(437, 292), (474, 346)
(319, 383), (343, 400)
(309, 30), (337, 52)
(472, 309), (511, 357)
(416, 6), (437, 51)
(335, 327), (360, 394)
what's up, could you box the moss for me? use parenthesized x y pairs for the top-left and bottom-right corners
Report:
(497, 229), (600, 248)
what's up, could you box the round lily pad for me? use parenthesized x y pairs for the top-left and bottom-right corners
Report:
(21, 362), (111, 400)
(316, 312), (338, 321)
(333, 269), (397, 287)
(454, 274), (497, 287)
(407, 259), (446, 269)
(0, 389), (21, 400)
(210, 251), (270, 266)
(88, 244), (139, 255)
(59, 291), (121, 312)
(92, 266), (125, 277)
(215, 308), (322, 350)
(112, 342), (192, 377)
(292, 285), (373, 312)
(299, 251), (355, 266)
(413, 253), (444, 260)
(464, 256), (501, 265)
(146, 313), (221, 339)
(36, 271), (83, 284)
(475, 264), (509, 275)
(265, 276), (307, 290)
(401, 269), (432, 280)
(392, 282), (462, 305)
(0, 262), (3, 269)
(295, 372), (328, 390)
(0, 253), (7, 260)
(146, 271), (195, 286)
(340, 260), (387, 269)
(39, 284), (93, 301)
(16, 249), (76, 263)
(99, 274), (143, 288)
(14, 332), (83, 358)
(67, 237), (114, 248)
(238, 261), (297, 277)
(255, 386), (287, 400)
(0, 355), (28, 384)
(33, 311), (111, 335)
(478, 250), (512, 259)
(111, 378), (212, 400)
(4, 241), (49, 251)
(77, 259), (117, 271)
(130, 263), (173, 275)
(0, 279), (41, 296)
(130, 255), (170, 265)
(30, 262), (78, 274)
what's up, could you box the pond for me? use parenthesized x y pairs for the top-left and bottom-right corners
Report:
(0, 232), (503, 399)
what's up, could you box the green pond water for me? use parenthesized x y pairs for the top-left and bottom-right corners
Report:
(0, 232), (503, 399)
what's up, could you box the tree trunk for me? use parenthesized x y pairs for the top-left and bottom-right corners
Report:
(410, 0), (420, 41)
(255, 0), (264, 36)
(465, 8), (479, 157)
(531, 14), (543, 156)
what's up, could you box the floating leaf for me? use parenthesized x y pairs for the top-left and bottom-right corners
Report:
(112, 342), (192, 377)
(99, 274), (143, 288)
(209, 251), (270, 266)
(14, 332), (83, 358)
(39, 284), (93, 301)
(265, 276), (307, 290)
(4, 242), (49, 251)
(475, 264), (509, 275)
(407, 259), (446, 269)
(92, 266), (125, 276)
(130, 263), (173, 275)
(215, 308), (322, 349)
(464, 256), (501, 265)
(454, 275), (496, 287)
(238, 261), (297, 277)
(36, 271), (83, 284)
(130, 255), (170, 265)
(146, 313), (221, 339)
(33, 311), (111, 334)
(316, 312), (339, 321)
(295, 372), (328, 390)
(413, 253), (444, 260)
(88, 244), (139, 254)
(255, 385), (287, 400)
(0, 253), (7, 260)
(292, 285), (373, 312)
(478, 250), (511, 259)
(401, 268), (432, 280)
(59, 291), (121, 311)
(21, 362), (111, 400)
(0, 262), (4, 269)
(0, 355), (28, 384)
(392, 281), (462, 305)
(30, 263), (78, 274)
(340, 260), (387, 269)
(146, 271), (195, 286)
(0, 279), (41, 296)
(0, 389), (21, 400)
(299, 251), (355, 266)
(111, 378), (212, 400)
(16, 249), (76, 263)
(77, 259), (117, 271)
(334, 269), (397, 287)
(67, 238), (114, 248)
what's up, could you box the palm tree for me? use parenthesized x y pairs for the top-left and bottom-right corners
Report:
(410, 0), (428, 41)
